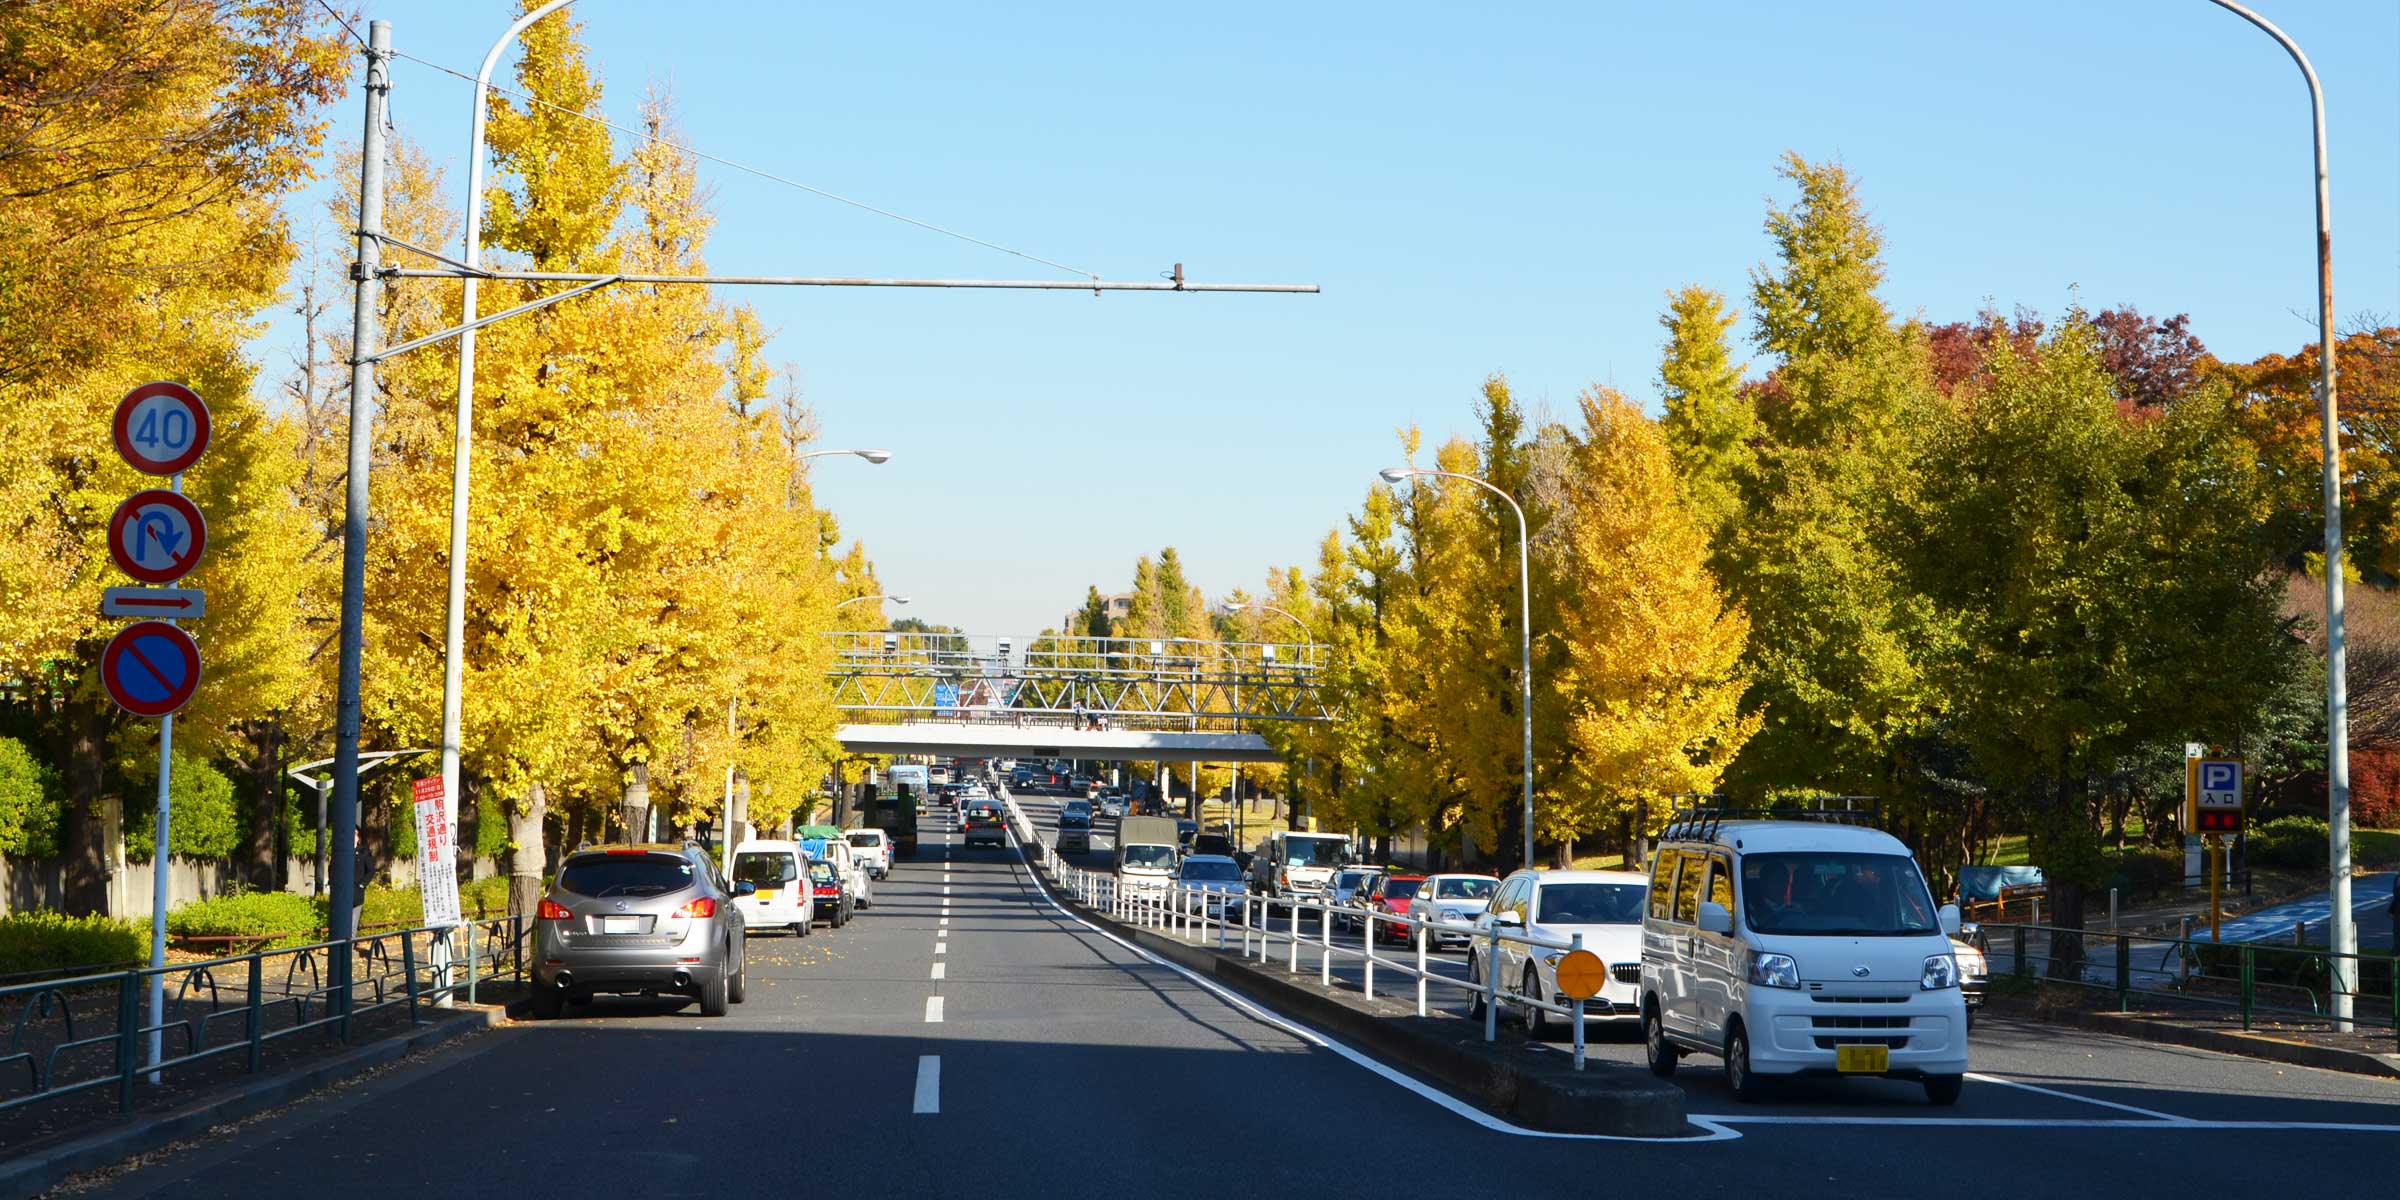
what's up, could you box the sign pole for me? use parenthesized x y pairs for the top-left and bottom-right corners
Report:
(146, 464), (176, 1079)
(2207, 833), (2222, 943)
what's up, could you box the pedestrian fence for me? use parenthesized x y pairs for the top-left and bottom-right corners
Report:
(0, 916), (530, 1120)
(1981, 921), (2400, 1045)
(999, 791), (1625, 1070)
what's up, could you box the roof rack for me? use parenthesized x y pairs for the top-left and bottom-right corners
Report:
(1656, 796), (1881, 846)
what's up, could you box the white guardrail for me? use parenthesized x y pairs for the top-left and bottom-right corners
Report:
(998, 788), (1610, 1070)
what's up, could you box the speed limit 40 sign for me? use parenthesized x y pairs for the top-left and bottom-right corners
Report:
(111, 382), (211, 477)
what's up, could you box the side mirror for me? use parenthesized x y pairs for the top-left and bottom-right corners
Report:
(1939, 903), (1962, 936)
(734, 880), (757, 898)
(1490, 911), (1524, 928)
(1697, 901), (1734, 935)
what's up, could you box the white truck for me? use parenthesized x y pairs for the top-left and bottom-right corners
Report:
(1115, 816), (1181, 898)
(1249, 829), (1354, 901)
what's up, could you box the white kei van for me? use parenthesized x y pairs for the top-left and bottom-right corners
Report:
(1638, 813), (1967, 1105)
(729, 840), (816, 936)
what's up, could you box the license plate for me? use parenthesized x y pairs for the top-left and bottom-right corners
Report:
(601, 915), (639, 935)
(1836, 1044), (1889, 1074)
(754, 889), (776, 902)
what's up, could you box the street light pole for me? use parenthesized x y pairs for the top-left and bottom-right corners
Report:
(2206, 0), (2350, 1026)
(801, 448), (894, 464)
(1380, 467), (1535, 872)
(835, 594), (910, 612)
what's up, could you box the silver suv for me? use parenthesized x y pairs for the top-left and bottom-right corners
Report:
(533, 843), (751, 1019)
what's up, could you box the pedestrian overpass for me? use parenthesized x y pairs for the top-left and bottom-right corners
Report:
(828, 632), (1327, 763)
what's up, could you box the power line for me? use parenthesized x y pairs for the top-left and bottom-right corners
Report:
(315, 0), (367, 49)
(385, 50), (1098, 282)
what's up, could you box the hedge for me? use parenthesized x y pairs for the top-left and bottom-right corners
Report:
(0, 911), (146, 977)
(165, 891), (325, 949)
(124, 752), (241, 862)
(0, 736), (64, 858)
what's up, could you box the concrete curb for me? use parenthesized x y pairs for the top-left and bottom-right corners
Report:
(0, 1006), (505, 1199)
(2040, 1005), (2400, 1079)
(1045, 882), (1690, 1137)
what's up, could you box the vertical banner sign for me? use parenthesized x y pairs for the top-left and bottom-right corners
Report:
(412, 777), (463, 926)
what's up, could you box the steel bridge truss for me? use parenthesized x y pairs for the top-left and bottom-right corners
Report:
(826, 632), (1331, 726)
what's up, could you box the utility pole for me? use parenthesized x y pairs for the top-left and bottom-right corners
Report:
(328, 19), (391, 1011)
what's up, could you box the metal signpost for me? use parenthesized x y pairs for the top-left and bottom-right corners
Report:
(2186, 756), (2247, 942)
(101, 380), (210, 1078)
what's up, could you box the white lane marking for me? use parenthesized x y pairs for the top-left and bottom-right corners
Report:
(1961, 1071), (2191, 1122)
(943, 886), (951, 895)
(924, 996), (944, 1023)
(1700, 1114), (2400, 1132)
(993, 827), (1735, 1143)
(931, 962), (947, 980)
(935, 941), (947, 954)
(939, 917), (949, 927)
(914, 1055), (940, 1114)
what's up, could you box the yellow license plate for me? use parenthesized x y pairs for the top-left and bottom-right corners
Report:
(754, 889), (776, 901)
(1836, 1044), (1889, 1074)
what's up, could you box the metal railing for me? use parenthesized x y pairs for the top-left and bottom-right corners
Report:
(1985, 921), (2400, 1044)
(0, 916), (528, 1119)
(999, 791), (1622, 1069)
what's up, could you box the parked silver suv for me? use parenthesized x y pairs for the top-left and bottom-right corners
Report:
(533, 843), (751, 1019)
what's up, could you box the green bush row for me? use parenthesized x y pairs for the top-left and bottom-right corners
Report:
(0, 911), (146, 977)
(2247, 815), (2331, 871)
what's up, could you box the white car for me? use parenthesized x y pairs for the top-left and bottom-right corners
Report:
(844, 828), (892, 879)
(729, 840), (815, 936)
(1407, 873), (1500, 948)
(1639, 814), (1968, 1105)
(1468, 869), (1647, 1036)
(810, 835), (874, 910)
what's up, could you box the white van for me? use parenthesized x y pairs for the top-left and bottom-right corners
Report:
(1247, 829), (1354, 900)
(729, 840), (815, 936)
(1638, 814), (1967, 1104)
(844, 828), (892, 880)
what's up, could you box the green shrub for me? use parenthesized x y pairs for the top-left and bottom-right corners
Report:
(2109, 846), (2185, 896)
(2247, 815), (2328, 871)
(166, 891), (324, 949)
(0, 911), (145, 976)
(124, 753), (241, 861)
(0, 737), (64, 857)
(461, 874), (512, 917)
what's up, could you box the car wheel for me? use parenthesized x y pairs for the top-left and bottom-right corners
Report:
(1467, 955), (1488, 1020)
(792, 921), (808, 938)
(1643, 1004), (1678, 1078)
(1924, 1074), (1965, 1106)
(729, 963), (748, 1005)
(698, 970), (730, 1018)
(1521, 966), (1551, 1039)
(530, 983), (563, 1021)
(1725, 1023), (1763, 1102)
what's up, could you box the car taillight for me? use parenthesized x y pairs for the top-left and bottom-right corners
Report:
(537, 899), (572, 920)
(675, 897), (717, 918)
(815, 886), (837, 897)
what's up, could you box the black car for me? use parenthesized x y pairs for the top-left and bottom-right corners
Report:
(1175, 819), (1199, 849)
(1057, 810), (1093, 854)
(807, 859), (854, 928)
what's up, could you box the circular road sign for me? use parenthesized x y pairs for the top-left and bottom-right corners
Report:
(112, 382), (212, 476)
(101, 621), (201, 718)
(106, 489), (207, 585)
(1554, 949), (1609, 1001)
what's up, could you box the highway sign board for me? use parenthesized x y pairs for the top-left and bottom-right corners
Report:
(2186, 756), (2247, 833)
(101, 620), (201, 717)
(107, 489), (207, 584)
(101, 586), (205, 620)
(410, 777), (462, 926)
(934, 682), (960, 711)
(111, 382), (211, 476)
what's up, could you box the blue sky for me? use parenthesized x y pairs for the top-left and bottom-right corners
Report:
(279, 0), (2400, 636)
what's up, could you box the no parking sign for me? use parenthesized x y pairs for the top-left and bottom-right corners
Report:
(101, 621), (201, 718)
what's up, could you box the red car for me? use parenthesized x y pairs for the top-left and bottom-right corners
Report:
(1364, 874), (1427, 944)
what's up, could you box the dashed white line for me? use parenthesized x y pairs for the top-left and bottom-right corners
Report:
(913, 1055), (940, 1114)
(935, 941), (947, 954)
(939, 917), (949, 927)
(924, 995), (944, 1023)
(943, 886), (951, 895)
(931, 962), (946, 980)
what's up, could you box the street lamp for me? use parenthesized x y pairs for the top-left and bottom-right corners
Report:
(2207, 0), (2351, 1027)
(1218, 601), (1315, 649)
(836, 594), (910, 611)
(1380, 465), (1536, 872)
(801, 448), (894, 464)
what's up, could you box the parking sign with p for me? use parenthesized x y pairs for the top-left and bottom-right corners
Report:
(2187, 756), (2246, 833)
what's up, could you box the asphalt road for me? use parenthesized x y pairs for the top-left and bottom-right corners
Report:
(71, 792), (2400, 1200)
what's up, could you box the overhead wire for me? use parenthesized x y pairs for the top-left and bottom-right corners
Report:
(384, 49), (1100, 283)
(315, 0), (368, 49)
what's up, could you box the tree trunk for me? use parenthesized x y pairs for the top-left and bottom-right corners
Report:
(621, 763), (651, 844)
(55, 689), (118, 915)
(508, 781), (548, 920)
(234, 717), (282, 891)
(729, 768), (750, 845)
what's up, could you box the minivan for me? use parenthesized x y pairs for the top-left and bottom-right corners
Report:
(1638, 810), (1967, 1104)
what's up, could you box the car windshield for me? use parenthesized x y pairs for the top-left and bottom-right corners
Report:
(807, 862), (839, 885)
(1284, 836), (1349, 867)
(845, 833), (881, 848)
(1122, 845), (1177, 869)
(1180, 860), (1242, 882)
(1741, 852), (1941, 936)
(1537, 883), (1645, 924)
(1060, 813), (1091, 828)
(558, 855), (695, 898)
(732, 852), (799, 887)
(1434, 877), (1496, 901)
(1333, 871), (1371, 890)
(1380, 879), (1422, 901)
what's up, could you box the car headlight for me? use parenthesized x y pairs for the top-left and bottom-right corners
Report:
(1921, 953), (1958, 991)
(1539, 951), (1565, 967)
(1953, 946), (1987, 976)
(1748, 952), (1800, 990)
